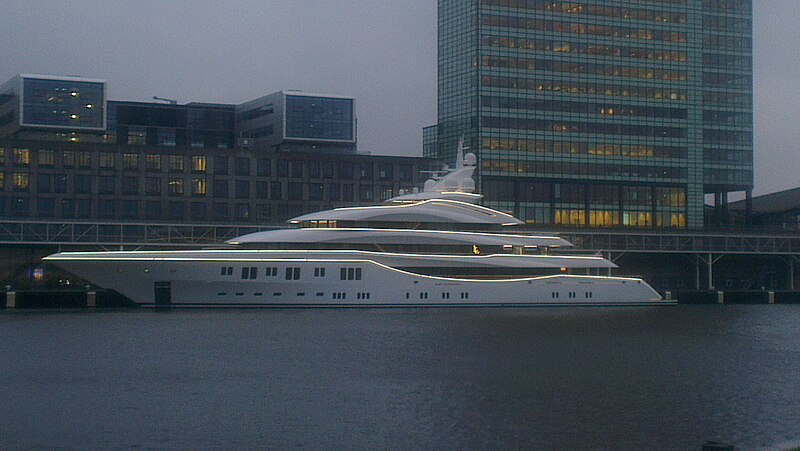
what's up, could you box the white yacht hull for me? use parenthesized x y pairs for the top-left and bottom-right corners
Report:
(45, 253), (668, 307)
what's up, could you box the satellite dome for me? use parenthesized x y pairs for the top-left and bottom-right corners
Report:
(464, 153), (477, 166)
(423, 179), (436, 192)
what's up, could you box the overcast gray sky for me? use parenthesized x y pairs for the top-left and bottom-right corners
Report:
(0, 1), (796, 195)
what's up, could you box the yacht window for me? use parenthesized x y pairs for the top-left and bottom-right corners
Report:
(265, 267), (277, 277)
(241, 267), (258, 280)
(285, 267), (301, 280)
(221, 267), (233, 276)
(340, 268), (347, 280)
(355, 268), (362, 280)
(347, 268), (355, 280)
(314, 267), (326, 277)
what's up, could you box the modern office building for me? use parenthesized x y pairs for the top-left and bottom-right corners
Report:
(236, 91), (356, 153)
(0, 138), (432, 224)
(0, 74), (107, 143)
(431, 0), (753, 229)
(106, 101), (236, 149)
(0, 75), (431, 225)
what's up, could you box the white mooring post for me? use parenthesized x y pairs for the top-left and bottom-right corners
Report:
(6, 290), (16, 309)
(86, 291), (97, 308)
(717, 291), (724, 304)
(768, 291), (775, 305)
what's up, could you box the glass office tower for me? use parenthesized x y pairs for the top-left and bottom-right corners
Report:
(433, 0), (753, 229)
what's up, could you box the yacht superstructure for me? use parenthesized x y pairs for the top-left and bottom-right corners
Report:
(44, 142), (668, 307)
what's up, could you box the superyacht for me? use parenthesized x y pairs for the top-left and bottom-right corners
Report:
(45, 144), (667, 307)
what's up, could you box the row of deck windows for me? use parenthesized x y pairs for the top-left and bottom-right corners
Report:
(552, 292), (595, 299)
(221, 265), (360, 281)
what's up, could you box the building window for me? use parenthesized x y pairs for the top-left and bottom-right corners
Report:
(38, 198), (55, 217)
(308, 161), (320, 178)
(214, 156), (228, 175)
(145, 201), (162, 218)
(257, 204), (270, 220)
(328, 183), (340, 201)
(37, 174), (51, 193)
(291, 161), (303, 178)
(61, 199), (74, 218)
(236, 203), (250, 219)
(98, 200), (115, 218)
(14, 172), (29, 191)
(169, 201), (185, 218)
(256, 158), (271, 176)
(38, 150), (55, 166)
(128, 126), (147, 145)
(14, 149), (30, 166)
(0, 147), (5, 165)
(235, 180), (250, 199)
(288, 182), (303, 200)
(378, 164), (393, 180)
(62, 150), (75, 167)
(190, 201), (206, 219)
(309, 183), (324, 201)
(99, 176), (115, 194)
(123, 153), (139, 170)
(0, 172), (4, 189)
(342, 184), (354, 201)
(123, 176), (139, 195)
(270, 181), (283, 200)
(99, 152), (115, 169)
(54, 174), (67, 193)
(214, 179), (229, 198)
(146, 154), (161, 171)
(192, 156), (207, 172)
(235, 157), (250, 176)
(77, 151), (91, 168)
(359, 185), (373, 201)
(276, 160), (288, 177)
(73, 175), (91, 194)
(168, 155), (184, 172)
(122, 200), (139, 218)
(213, 202), (228, 220)
(192, 178), (207, 196)
(145, 177), (161, 195)
(12, 197), (29, 216)
(256, 181), (269, 199)
(158, 128), (177, 147)
(168, 178), (185, 195)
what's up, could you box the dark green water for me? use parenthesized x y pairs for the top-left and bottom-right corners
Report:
(2, 306), (799, 449)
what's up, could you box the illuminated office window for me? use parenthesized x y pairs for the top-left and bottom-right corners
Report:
(13, 173), (29, 190)
(14, 149), (30, 166)
(192, 156), (207, 172)
(192, 178), (207, 196)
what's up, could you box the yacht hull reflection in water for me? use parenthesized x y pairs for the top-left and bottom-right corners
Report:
(45, 141), (667, 307)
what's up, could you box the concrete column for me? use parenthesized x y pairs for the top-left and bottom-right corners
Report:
(6, 291), (16, 309)
(695, 255), (701, 290)
(707, 253), (714, 291)
(86, 291), (96, 308)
